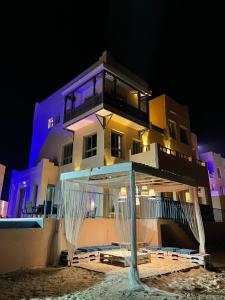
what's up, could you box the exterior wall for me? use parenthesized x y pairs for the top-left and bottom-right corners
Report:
(200, 151), (225, 209)
(104, 119), (140, 166)
(73, 120), (104, 171)
(0, 164), (5, 199)
(129, 143), (159, 168)
(0, 218), (56, 274)
(0, 218), (167, 274)
(149, 94), (196, 158)
(8, 159), (59, 218)
(29, 88), (73, 169)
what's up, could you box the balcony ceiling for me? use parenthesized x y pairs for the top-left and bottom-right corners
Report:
(66, 109), (147, 132)
(96, 109), (146, 131)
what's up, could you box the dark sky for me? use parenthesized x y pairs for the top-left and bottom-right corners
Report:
(1, 1), (225, 199)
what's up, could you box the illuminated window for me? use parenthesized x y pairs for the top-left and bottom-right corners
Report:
(168, 120), (176, 139)
(217, 168), (221, 178)
(179, 127), (188, 144)
(83, 134), (97, 158)
(185, 191), (191, 203)
(111, 132), (123, 158)
(132, 140), (142, 154)
(48, 117), (54, 129)
(55, 115), (60, 124)
(62, 143), (73, 165)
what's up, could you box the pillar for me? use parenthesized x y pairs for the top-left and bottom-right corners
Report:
(190, 187), (206, 254)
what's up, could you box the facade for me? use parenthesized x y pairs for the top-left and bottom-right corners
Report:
(7, 51), (211, 218)
(0, 164), (7, 218)
(0, 164), (5, 199)
(200, 151), (225, 210)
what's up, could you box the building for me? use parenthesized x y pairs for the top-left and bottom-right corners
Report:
(0, 164), (7, 218)
(200, 151), (225, 210)
(0, 164), (5, 200)
(7, 51), (211, 219)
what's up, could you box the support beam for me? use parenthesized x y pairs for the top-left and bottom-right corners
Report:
(191, 187), (206, 254)
(129, 170), (142, 290)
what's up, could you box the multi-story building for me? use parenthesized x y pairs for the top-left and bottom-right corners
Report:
(200, 151), (225, 210)
(0, 164), (7, 218)
(7, 51), (211, 218)
(0, 164), (5, 199)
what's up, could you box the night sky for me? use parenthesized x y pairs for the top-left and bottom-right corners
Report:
(1, 1), (225, 199)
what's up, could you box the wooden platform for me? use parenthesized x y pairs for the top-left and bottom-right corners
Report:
(142, 248), (211, 268)
(99, 249), (150, 267)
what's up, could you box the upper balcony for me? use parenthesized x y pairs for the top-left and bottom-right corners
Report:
(63, 70), (151, 128)
(130, 143), (209, 187)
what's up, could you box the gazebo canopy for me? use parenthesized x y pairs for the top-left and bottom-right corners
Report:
(60, 161), (197, 191)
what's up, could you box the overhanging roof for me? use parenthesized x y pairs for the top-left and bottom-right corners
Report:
(60, 162), (197, 190)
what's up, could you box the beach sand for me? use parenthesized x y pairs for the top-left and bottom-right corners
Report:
(1, 265), (225, 299)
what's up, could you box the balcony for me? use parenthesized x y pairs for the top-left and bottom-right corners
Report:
(63, 70), (150, 127)
(130, 143), (209, 187)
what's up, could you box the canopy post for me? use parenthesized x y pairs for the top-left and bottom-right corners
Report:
(191, 187), (206, 254)
(129, 170), (143, 290)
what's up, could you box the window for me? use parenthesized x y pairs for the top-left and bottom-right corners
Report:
(132, 140), (142, 154)
(111, 132), (122, 158)
(179, 127), (188, 144)
(55, 115), (60, 124)
(32, 185), (38, 207)
(83, 134), (97, 158)
(168, 120), (176, 139)
(62, 143), (73, 165)
(217, 168), (221, 178)
(48, 117), (54, 129)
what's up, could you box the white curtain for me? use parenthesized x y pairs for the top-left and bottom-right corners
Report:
(60, 180), (88, 260)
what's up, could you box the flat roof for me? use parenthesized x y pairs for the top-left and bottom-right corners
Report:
(60, 162), (196, 190)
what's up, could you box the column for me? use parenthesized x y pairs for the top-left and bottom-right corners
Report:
(190, 187), (206, 254)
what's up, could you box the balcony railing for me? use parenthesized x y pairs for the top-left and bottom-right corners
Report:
(63, 70), (150, 127)
(64, 94), (102, 123)
(159, 145), (206, 168)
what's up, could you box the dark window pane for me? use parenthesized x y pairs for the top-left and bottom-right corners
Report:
(111, 132), (122, 158)
(62, 143), (73, 165)
(179, 127), (188, 144)
(168, 121), (176, 139)
(84, 134), (97, 158)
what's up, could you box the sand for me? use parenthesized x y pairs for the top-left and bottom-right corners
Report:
(1, 262), (225, 299)
(0, 267), (104, 300)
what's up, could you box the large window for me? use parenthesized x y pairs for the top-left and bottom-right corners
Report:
(111, 132), (123, 158)
(62, 143), (73, 165)
(132, 140), (142, 155)
(168, 120), (176, 139)
(83, 134), (97, 158)
(179, 126), (188, 144)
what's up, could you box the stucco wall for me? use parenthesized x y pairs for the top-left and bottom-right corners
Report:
(104, 119), (140, 165)
(7, 159), (59, 217)
(0, 218), (56, 274)
(0, 218), (164, 274)
(73, 120), (104, 171)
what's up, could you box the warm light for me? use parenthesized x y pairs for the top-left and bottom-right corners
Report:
(166, 148), (171, 155)
(90, 199), (95, 211)
(148, 189), (155, 197)
(136, 197), (140, 205)
(120, 187), (127, 199)
(185, 192), (191, 203)
(141, 185), (148, 191)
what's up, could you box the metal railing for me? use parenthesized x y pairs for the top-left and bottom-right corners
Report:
(159, 145), (206, 168)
